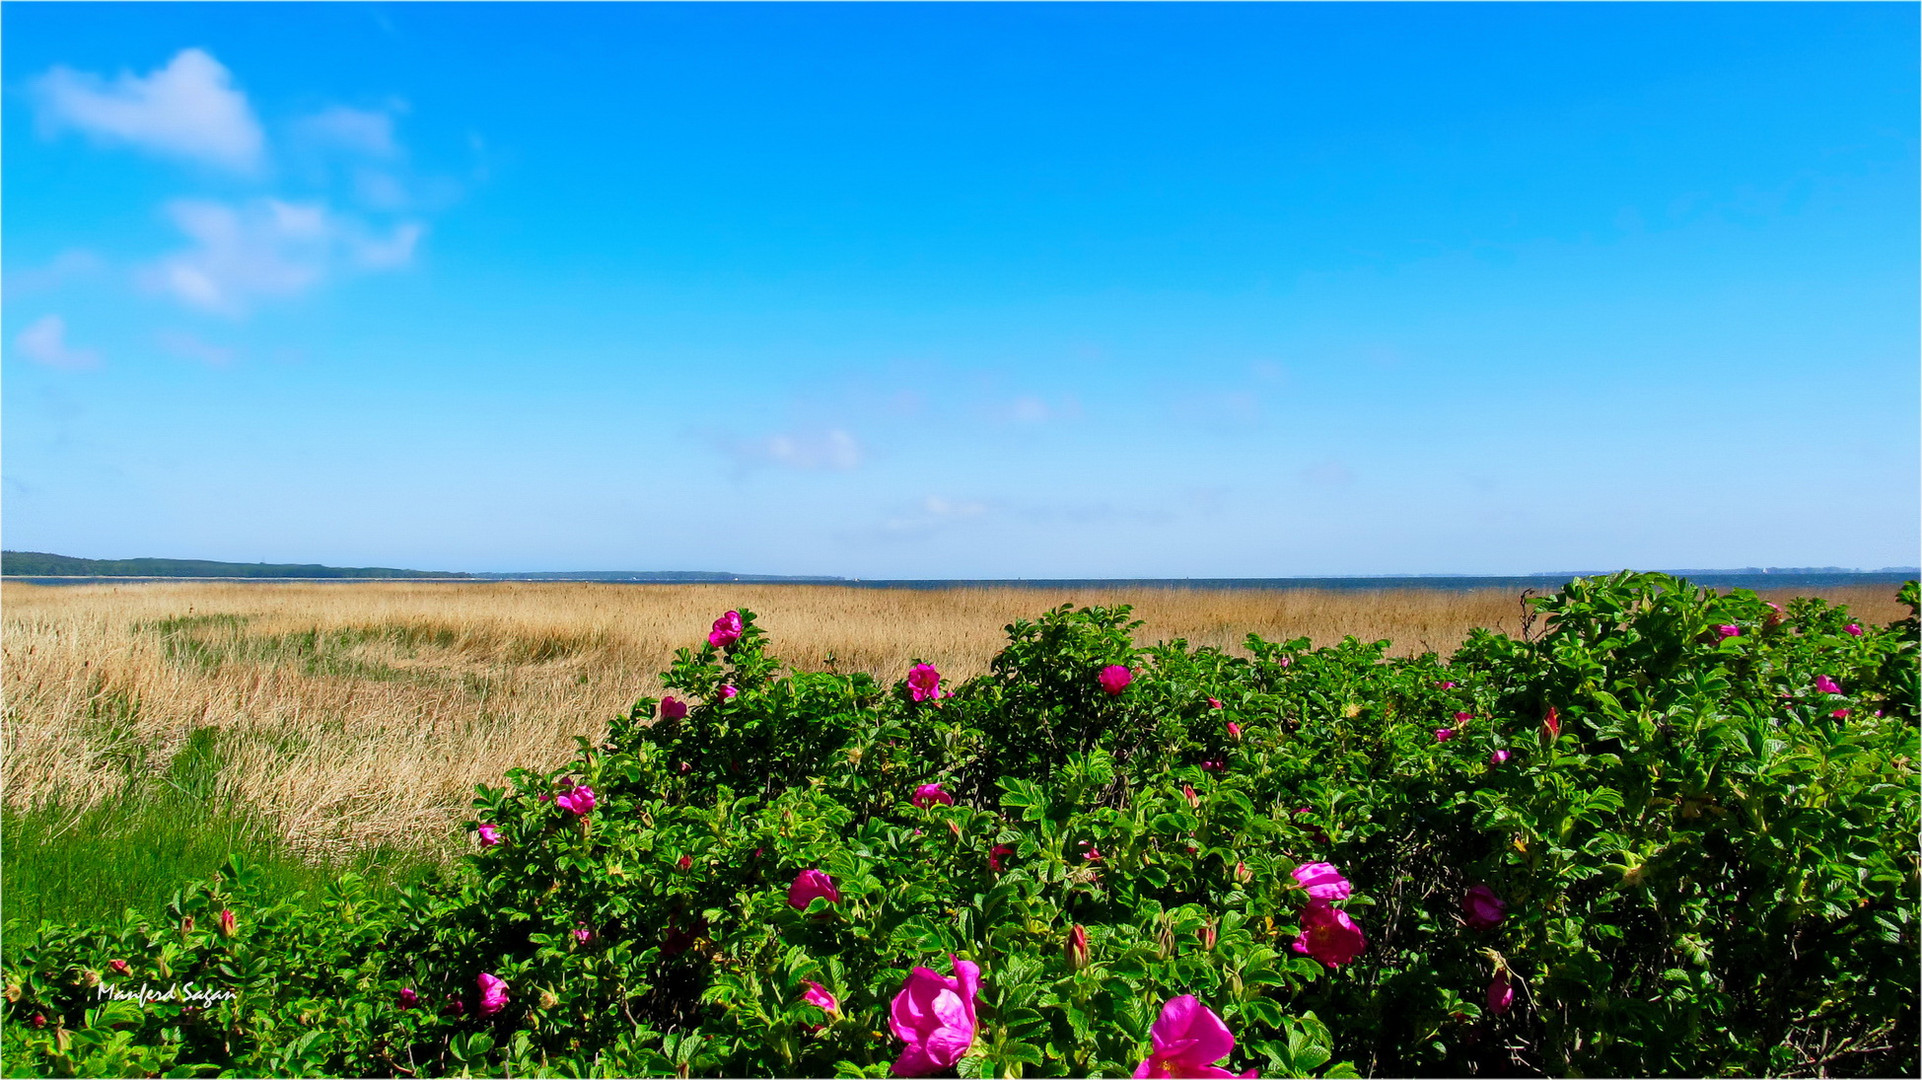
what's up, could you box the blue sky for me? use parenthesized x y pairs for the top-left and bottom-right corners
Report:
(5, 2), (1917, 577)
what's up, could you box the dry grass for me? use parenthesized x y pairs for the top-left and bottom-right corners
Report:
(4, 579), (1907, 860)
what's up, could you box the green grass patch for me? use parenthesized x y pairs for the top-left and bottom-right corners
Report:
(1, 727), (441, 928)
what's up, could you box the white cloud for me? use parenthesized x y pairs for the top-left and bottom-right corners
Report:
(292, 106), (400, 159)
(14, 315), (101, 370)
(728, 429), (863, 472)
(31, 49), (264, 173)
(144, 197), (425, 315)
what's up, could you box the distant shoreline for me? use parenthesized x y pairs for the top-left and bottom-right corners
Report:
(7, 571), (1916, 592)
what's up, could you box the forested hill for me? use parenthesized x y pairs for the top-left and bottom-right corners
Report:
(1, 551), (471, 579)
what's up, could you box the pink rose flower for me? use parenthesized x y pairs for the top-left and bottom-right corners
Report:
(1132, 995), (1255, 1079)
(1226, 721), (1242, 739)
(708, 610), (744, 648)
(1291, 861), (1353, 901)
(1815, 675), (1842, 694)
(108, 959), (130, 976)
(1098, 665), (1133, 696)
(1201, 759), (1226, 773)
(1292, 899), (1366, 968)
(1845, 623), (1864, 637)
(719, 684), (739, 701)
(574, 925), (593, 943)
(802, 979), (840, 1015)
(788, 869), (840, 911)
(660, 695), (688, 720)
(677, 854), (693, 871)
(477, 972), (509, 1018)
(1487, 970), (1514, 1016)
(398, 987), (419, 1009)
(1489, 749), (1511, 766)
(1831, 708), (1849, 719)
(888, 955), (981, 1077)
(1463, 884), (1507, 930)
(1454, 711), (1473, 723)
(218, 909), (236, 938)
(907, 663), (944, 702)
(911, 783), (954, 808)
(1078, 841), (1104, 862)
(555, 785), (596, 816)
(1714, 624), (1741, 639)
(1208, 697), (1224, 709)
(1435, 728), (1455, 742)
(988, 844), (1014, 872)
(1439, 680), (1456, 689)
(478, 823), (501, 847)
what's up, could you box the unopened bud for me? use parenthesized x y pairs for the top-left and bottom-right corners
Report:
(107, 960), (130, 976)
(1234, 860), (1253, 884)
(218, 909), (236, 938)
(538, 989), (559, 1011)
(180, 915), (194, 935)
(1065, 924), (1090, 971)
(1199, 921), (1218, 951)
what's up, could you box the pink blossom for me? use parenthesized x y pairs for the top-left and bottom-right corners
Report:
(1226, 721), (1242, 739)
(1438, 680), (1456, 689)
(1182, 784), (1199, 809)
(988, 844), (1014, 872)
(788, 869), (840, 910)
(1845, 623), (1864, 637)
(574, 925), (593, 943)
(1291, 862), (1353, 901)
(677, 854), (693, 871)
(1278, 656), (1291, 668)
(1133, 995), (1254, 1079)
(679, 761), (691, 774)
(802, 979), (840, 1015)
(907, 663), (944, 702)
(1714, 624), (1741, 639)
(708, 610), (744, 648)
(1078, 840), (1104, 862)
(911, 783), (954, 808)
(477, 823), (501, 847)
(108, 959), (129, 976)
(1201, 758), (1226, 773)
(555, 785), (596, 816)
(1463, 884), (1507, 930)
(888, 955), (981, 1077)
(445, 994), (465, 1016)
(1815, 675), (1842, 694)
(1435, 728), (1455, 742)
(1098, 665), (1134, 696)
(1292, 899), (1366, 968)
(1489, 749), (1511, 766)
(1542, 706), (1561, 740)
(1208, 697), (1224, 709)
(1487, 970), (1514, 1016)
(218, 909), (236, 937)
(660, 695), (688, 720)
(1831, 708), (1850, 720)
(398, 987), (419, 1009)
(1454, 711), (1473, 723)
(477, 973), (510, 1018)
(719, 684), (739, 701)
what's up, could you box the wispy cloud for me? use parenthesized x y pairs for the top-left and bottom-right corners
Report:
(30, 49), (264, 174)
(875, 495), (992, 538)
(14, 315), (101, 370)
(724, 428), (863, 473)
(156, 329), (237, 367)
(291, 105), (401, 159)
(143, 197), (423, 316)
(3, 250), (104, 297)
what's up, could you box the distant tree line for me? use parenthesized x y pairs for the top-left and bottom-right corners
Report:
(0, 551), (471, 579)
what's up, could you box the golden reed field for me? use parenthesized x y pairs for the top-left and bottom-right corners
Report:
(3, 579), (1907, 862)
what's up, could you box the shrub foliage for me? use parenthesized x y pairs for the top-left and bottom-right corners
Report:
(5, 573), (1917, 1077)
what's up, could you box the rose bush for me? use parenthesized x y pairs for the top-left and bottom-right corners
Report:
(3, 573), (1915, 1077)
